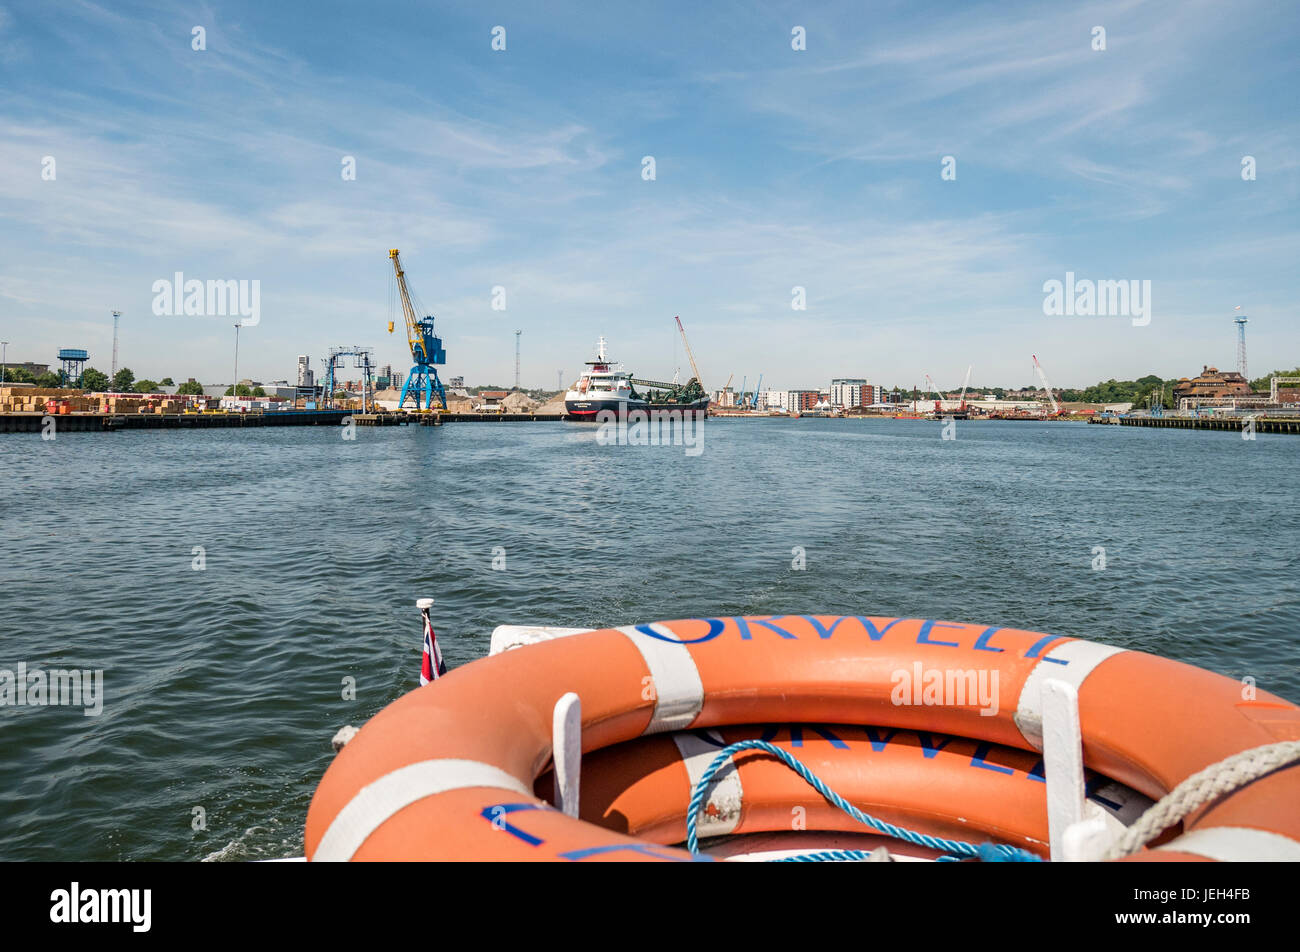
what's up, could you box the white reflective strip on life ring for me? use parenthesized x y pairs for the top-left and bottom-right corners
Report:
(1154, 826), (1300, 862)
(673, 730), (743, 837)
(618, 625), (705, 734)
(1014, 639), (1127, 751)
(314, 758), (531, 862)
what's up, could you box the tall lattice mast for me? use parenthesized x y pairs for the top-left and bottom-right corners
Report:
(111, 311), (121, 377)
(514, 330), (521, 390)
(1235, 315), (1248, 380)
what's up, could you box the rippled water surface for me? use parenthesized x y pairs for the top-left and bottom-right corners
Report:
(1, 418), (1296, 860)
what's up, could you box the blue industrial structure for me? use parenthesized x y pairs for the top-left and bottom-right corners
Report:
(398, 315), (446, 411)
(57, 348), (88, 387)
(388, 249), (447, 411)
(322, 346), (375, 412)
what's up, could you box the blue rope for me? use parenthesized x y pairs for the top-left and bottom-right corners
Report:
(771, 849), (881, 863)
(685, 739), (1042, 863)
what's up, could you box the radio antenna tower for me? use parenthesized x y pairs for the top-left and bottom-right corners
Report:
(1234, 308), (1248, 380)
(514, 329), (521, 390)
(111, 310), (122, 377)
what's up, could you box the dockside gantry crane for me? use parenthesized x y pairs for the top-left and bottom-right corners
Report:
(389, 248), (447, 410)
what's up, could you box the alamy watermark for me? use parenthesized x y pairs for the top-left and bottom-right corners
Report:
(1042, 271), (1150, 327)
(890, 662), (999, 716)
(1, 663), (104, 716)
(151, 273), (260, 325)
(50, 883), (150, 932)
(595, 409), (704, 456)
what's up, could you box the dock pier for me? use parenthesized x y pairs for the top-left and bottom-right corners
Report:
(0, 409), (352, 434)
(0, 409), (573, 434)
(1092, 415), (1300, 435)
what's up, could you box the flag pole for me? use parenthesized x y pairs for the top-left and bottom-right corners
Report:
(417, 597), (443, 685)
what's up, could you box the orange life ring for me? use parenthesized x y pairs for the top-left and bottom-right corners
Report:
(304, 616), (1300, 861)
(534, 724), (1154, 855)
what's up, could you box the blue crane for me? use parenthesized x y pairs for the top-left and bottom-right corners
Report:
(388, 249), (447, 411)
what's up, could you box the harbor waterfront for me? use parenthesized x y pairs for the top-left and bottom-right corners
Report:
(5, 407), (1300, 434)
(0, 418), (1296, 861)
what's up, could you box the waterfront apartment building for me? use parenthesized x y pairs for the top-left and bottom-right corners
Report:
(788, 390), (820, 411)
(830, 378), (884, 407)
(375, 364), (403, 391)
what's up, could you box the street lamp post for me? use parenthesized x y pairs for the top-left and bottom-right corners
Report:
(233, 322), (241, 396)
(0, 341), (8, 385)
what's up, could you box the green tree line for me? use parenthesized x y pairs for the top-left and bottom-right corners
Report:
(1250, 367), (1300, 391)
(1, 363), (206, 394)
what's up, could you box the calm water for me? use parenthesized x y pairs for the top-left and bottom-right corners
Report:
(1, 418), (1296, 860)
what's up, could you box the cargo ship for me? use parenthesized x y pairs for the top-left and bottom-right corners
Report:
(564, 337), (709, 418)
(563, 338), (647, 418)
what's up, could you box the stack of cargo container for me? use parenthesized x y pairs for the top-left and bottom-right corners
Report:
(0, 387), (84, 413)
(2, 387), (224, 416)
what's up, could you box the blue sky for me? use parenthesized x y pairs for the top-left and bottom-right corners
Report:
(2, 0), (1297, 391)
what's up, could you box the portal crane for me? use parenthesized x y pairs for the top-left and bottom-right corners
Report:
(388, 249), (447, 410)
(1032, 354), (1060, 416)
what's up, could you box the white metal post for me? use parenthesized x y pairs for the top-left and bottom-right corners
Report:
(552, 692), (581, 817)
(1042, 678), (1086, 861)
